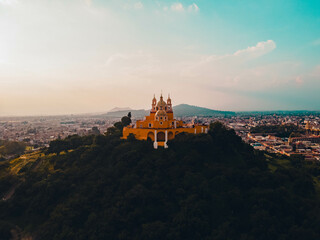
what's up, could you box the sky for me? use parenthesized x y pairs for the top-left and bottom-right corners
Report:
(0, 0), (319, 116)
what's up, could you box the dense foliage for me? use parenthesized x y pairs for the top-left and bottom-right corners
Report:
(0, 140), (26, 157)
(1, 122), (320, 239)
(250, 124), (304, 138)
(47, 135), (95, 155)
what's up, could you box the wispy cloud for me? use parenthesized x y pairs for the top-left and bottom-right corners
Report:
(102, 40), (278, 92)
(123, 1), (143, 10)
(233, 40), (276, 58)
(0, 0), (318, 113)
(182, 40), (278, 89)
(134, 1), (143, 9)
(188, 3), (199, 13)
(168, 2), (199, 13)
(170, 2), (184, 12)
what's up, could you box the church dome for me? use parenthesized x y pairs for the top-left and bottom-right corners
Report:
(155, 110), (167, 117)
(156, 95), (167, 110)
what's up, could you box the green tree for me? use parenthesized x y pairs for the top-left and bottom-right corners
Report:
(47, 139), (69, 155)
(121, 116), (132, 127)
(91, 127), (100, 135)
(114, 121), (123, 130)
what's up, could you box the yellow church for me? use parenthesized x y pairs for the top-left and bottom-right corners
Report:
(122, 94), (209, 149)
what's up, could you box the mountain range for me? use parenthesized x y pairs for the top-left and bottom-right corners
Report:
(103, 104), (235, 118)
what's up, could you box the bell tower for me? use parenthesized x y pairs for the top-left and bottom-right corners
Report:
(151, 94), (157, 113)
(166, 94), (173, 113)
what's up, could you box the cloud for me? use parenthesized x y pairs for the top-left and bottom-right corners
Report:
(123, 1), (143, 10)
(134, 2), (143, 9)
(84, 0), (92, 7)
(233, 40), (276, 58)
(171, 3), (184, 12)
(0, 0), (18, 5)
(169, 2), (199, 13)
(187, 40), (277, 73)
(188, 3), (199, 13)
(102, 41), (278, 93)
(181, 40), (280, 90)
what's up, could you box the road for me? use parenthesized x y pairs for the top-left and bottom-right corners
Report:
(249, 136), (291, 156)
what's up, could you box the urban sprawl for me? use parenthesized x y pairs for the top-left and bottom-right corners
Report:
(1, 113), (320, 161)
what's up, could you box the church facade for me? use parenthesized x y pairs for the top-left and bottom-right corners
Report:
(122, 94), (208, 149)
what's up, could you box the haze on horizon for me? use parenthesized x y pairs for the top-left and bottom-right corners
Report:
(0, 0), (319, 116)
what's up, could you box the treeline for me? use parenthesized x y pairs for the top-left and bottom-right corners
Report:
(47, 135), (95, 155)
(1, 122), (320, 239)
(47, 113), (132, 155)
(250, 124), (304, 138)
(0, 140), (26, 158)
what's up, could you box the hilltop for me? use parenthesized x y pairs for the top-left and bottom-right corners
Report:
(108, 107), (132, 112)
(1, 122), (320, 239)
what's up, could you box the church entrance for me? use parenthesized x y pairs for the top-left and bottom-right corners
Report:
(147, 132), (154, 141)
(157, 132), (165, 142)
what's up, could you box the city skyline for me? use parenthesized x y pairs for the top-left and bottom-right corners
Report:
(0, 0), (320, 116)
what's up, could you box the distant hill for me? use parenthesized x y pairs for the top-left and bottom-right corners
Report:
(103, 109), (148, 118)
(103, 104), (235, 118)
(108, 107), (132, 112)
(173, 104), (235, 117)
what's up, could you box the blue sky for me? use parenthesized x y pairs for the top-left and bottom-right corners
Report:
(0, 0), (319, 115)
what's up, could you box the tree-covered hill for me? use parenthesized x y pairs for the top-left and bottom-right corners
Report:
(0, 140), (26, 159)
(1, 122), (320, 239)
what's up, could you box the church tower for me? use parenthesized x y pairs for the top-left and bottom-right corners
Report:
(151, 94), (157, 113)
(166, 94), (173, 113)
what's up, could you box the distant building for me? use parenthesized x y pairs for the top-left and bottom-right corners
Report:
(289, 136), (320, 144)
(122, 94), (208, 149)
